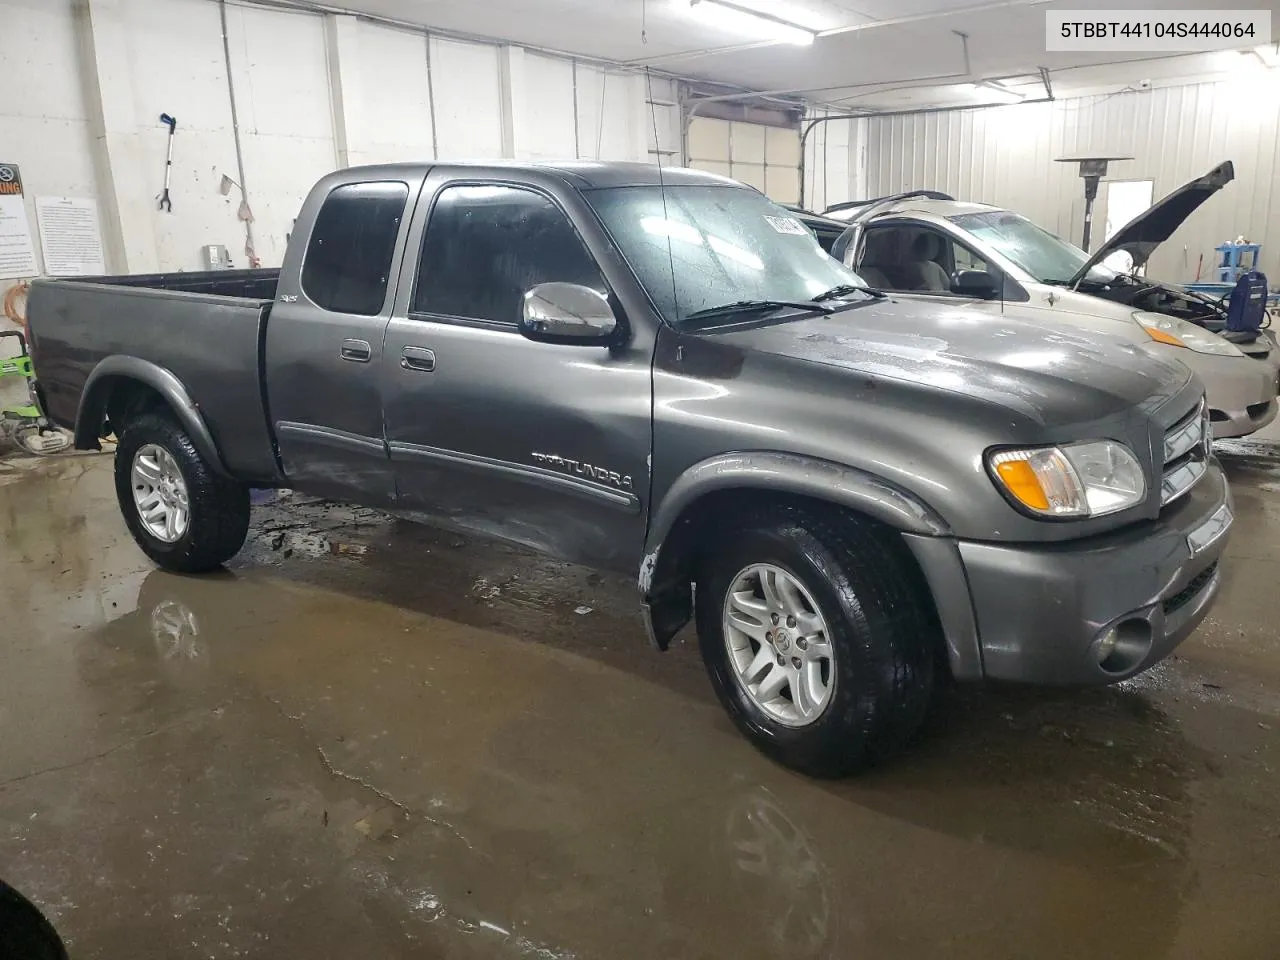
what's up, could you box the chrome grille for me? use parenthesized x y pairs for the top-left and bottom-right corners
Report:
(1160, 400), (1209, 506)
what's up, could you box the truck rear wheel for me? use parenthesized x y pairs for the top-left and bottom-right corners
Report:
(114, 410), (249, 573)
(695, 502), (936, 777)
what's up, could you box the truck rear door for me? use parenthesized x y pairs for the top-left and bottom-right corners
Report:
(381, 173), (654, 574)
(265, 175), (420, 503)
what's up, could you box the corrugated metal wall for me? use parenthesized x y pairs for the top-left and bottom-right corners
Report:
(862, 79), (1280, 281)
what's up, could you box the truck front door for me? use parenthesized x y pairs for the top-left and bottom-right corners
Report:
(381, 177), (654, 574)
(265, 177), (418, 504)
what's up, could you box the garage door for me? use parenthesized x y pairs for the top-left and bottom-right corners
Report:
(686, 117), (802, 205)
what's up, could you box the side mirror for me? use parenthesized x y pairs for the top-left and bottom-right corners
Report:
(951, 270), (1000, 299)
(520, 282), (619, 345)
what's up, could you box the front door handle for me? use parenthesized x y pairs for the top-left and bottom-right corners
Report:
(340, 339), (372, 363)
(401, 346), (436, 373)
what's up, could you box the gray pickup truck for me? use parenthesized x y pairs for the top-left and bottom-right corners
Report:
(27, 161), (1233, 776)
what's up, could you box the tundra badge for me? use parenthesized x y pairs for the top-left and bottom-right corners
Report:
(532, 452), (633, 490)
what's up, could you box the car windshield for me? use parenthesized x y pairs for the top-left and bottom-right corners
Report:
(949, 210), (1118, 285)
(586, 184), (873, 326)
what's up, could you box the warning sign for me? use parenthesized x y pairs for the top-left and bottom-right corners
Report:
(0, 163), (22, 197)
(0, 162), (37, 278)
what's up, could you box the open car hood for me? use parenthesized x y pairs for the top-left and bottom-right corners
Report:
(1070, 160), (1234, 286)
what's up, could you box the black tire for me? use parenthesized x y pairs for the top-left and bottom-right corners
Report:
(695, 501), (937, 778)
(0, 880), (68, 960)
(114, 409), (249, 573)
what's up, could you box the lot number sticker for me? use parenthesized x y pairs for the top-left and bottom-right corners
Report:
(765, 216), (809, 236)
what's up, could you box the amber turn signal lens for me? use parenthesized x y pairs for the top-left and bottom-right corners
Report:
(1143, 326), (1185, 347)
(994, 459), (1051, 510)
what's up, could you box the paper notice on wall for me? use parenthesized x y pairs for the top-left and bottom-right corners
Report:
(35, 196), (106, 277)
(0, 163), (38, 280)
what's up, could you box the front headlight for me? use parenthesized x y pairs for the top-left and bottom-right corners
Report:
(1134, 311), (1244, 357)
(988, 441), (1146, 518)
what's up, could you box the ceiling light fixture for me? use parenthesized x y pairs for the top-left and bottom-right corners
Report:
(677, 0), (816, 46)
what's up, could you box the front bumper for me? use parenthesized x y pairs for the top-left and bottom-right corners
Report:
(907, 463), (1232, 685)
(1211, 397), (1278, 439)
(1149, 345), (1280, 438)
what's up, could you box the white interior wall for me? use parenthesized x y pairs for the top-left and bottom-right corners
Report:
(863, 77), (1280, 281)
(430, 38), (505, 160)
(520, 54), (577, 160)
(575, 64), (646, 162)
(348, 25), (434, 167)
(0, 0), (101, 276)
(0, 0), (671, 288)
(224, 4), (338, 268)
(124, 0), (241, 271)
(0, 0), (95, 377)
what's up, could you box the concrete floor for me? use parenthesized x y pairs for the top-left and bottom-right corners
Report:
(4, 448), (1280, 959)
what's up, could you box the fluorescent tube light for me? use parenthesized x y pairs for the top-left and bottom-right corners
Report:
(677, 0), (816, 46)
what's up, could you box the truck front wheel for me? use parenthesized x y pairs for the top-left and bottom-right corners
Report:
(695, 502), (937, 777)
(114, 410), (249, 573)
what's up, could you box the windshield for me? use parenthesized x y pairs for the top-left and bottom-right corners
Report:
(949, 210), (1118, 285)
(586, 185), (872, 326)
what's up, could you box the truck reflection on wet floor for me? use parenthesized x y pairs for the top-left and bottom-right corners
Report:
(72, 564), (1202, 960)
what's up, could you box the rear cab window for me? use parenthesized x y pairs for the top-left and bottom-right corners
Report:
(301, 181), (409, 315)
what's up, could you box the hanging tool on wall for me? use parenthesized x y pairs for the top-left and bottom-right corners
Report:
(158, 113), (177, 212)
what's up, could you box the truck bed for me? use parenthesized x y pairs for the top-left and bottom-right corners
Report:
(83, 268), (281, 299)
(27, 270), (282, 483)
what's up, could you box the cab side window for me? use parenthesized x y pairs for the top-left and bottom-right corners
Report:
(860, 225), (995, 295)
(301, 181), (409, 315)
(413, 184), (607, 325)
(952, 241), (993, 276)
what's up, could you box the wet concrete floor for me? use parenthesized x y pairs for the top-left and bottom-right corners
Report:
(4, 448), (1280, 958)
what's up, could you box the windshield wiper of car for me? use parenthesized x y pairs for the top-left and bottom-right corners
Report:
(811, 283), (884, 301)
(682, 299), (835, 324)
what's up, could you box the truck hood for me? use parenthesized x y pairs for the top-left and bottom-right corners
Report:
(1070, 161), (1234, 285)
(705, 298), (1192, 427)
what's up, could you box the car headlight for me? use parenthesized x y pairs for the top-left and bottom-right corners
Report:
(988, 441), (1146, 518)
(1133, 311), (1243, 357)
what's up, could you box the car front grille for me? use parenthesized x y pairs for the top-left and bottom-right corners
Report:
(1160, 399), (1209, 507)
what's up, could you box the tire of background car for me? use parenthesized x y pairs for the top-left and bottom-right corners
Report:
(695, 501), (937, 778)
(113, 408), (250, 573)
(0, 880), (69, 960)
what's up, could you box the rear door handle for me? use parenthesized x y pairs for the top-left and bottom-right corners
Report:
(401, 346), (436, 372)
(340, 339), (372, 363)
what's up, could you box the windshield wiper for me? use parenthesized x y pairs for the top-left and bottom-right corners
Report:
(682, 299), (834, 323)
(812, 283), (883, 302)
